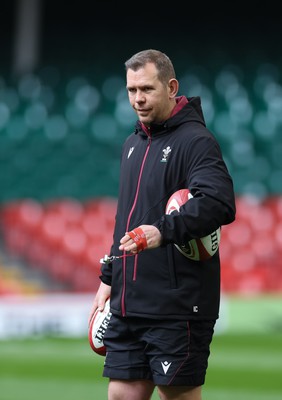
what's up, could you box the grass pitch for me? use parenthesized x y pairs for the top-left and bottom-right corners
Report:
(0, 333), (282, 400)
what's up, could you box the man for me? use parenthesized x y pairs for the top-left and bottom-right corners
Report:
(89, 49), (236, 400)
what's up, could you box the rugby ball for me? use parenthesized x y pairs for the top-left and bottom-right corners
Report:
(165, 189), (221, 261)
(88, 297), (112, 356)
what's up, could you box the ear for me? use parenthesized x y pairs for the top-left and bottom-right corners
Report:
(168, 78), (179, 98)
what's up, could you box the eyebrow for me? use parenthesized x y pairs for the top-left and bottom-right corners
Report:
(126, 84), (155, 90)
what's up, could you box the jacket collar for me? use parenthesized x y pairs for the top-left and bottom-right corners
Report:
(135, 96), (205, 137)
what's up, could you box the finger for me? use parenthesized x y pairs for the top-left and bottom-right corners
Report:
(127, 227), (148, 252)
(88, 301), (105, 326)
(120, 233), (130, 244)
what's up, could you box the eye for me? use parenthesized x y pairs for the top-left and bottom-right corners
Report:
(127, 88), (136, 94)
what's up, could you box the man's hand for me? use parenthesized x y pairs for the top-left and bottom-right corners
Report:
(119, 224), (162, 254)
(88, 281), (111, 326)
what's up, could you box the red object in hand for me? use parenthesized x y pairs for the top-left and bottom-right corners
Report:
(127, 227), (148, 252)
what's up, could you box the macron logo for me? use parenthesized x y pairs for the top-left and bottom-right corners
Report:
(127, 147), (134, 159)
(161, 361), (172, 374)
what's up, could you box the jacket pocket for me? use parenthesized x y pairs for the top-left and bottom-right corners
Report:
(166, 244), (178, 289)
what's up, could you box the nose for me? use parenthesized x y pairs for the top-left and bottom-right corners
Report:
(135, 90), (145, 103)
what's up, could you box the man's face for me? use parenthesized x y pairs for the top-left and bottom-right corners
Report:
(126, 63), (174, 126)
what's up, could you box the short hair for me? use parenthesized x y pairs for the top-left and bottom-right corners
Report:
(125, 49), (176, 85)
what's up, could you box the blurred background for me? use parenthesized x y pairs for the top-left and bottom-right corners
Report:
(0, 1), (282, 399)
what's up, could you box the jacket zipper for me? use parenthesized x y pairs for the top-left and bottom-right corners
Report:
(121, 135), (152, 316)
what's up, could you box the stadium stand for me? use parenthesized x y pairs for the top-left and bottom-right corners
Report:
(1, 195), (282, 294)
(0, 53), (282, 295)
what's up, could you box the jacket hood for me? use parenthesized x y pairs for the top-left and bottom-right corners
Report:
(134, 96), (206, 137)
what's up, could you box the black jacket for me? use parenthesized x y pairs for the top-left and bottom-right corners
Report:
(101, 96), (236, 320)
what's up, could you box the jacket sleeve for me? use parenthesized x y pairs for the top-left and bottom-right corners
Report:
(154, 135), (236, 246)
(99, 244), (114, 285)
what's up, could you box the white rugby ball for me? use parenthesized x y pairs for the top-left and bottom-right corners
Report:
(88, 297), (112, 356)
(165, 189), (221, 261)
